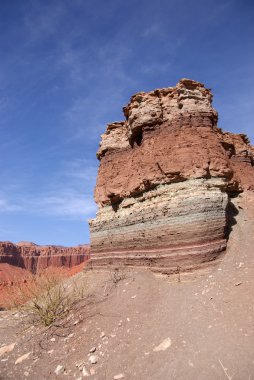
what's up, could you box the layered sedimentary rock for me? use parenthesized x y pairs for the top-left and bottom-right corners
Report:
(218, 132), (254, 191)
(0, 241), (90, 273)
(89, 79), (254, 273)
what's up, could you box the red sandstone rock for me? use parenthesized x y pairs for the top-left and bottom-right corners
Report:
(218, 132), (254, 191)
(95, 79), (253, 206)
(89, 79), (254, 273)
(0, 241), (90, 273)
(0, 263), (32, 285)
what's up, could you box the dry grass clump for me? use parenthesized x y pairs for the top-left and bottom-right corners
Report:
(2, 267), (84, 327)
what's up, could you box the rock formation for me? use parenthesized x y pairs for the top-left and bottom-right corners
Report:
(89, 79), (254, 273)
(0, 241), (90, 273)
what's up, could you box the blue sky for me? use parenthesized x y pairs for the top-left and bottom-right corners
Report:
(0, 0), (253, 245)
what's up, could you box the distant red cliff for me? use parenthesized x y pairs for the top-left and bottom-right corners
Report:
(0, 241), (90, 273)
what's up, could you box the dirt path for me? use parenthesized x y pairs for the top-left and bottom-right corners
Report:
(0, 194), (254, 379)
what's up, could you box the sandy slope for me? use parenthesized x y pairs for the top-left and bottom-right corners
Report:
(0, 194), (253, 380)
(0, 264), (32, 284)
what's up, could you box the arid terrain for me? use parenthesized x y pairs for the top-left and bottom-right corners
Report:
(0, 263), (86, 310)
(1, 79), (254, 379)
(0, 193), (253, 379)
(0, 242), (90, 273)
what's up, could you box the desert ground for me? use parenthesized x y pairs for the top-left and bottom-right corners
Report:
(0, 193), (253, 380)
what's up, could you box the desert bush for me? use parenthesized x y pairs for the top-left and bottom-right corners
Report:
(28, 281), (73, 326)
(1, 267), (66, 310)
(2, 267), (84, 327)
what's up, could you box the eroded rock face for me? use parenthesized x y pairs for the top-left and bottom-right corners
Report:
(89, 79), (254, 273)
(218, 132), (254, 191)
(0, 241), (90, 273)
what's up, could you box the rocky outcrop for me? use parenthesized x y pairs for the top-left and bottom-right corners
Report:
(0, 241), (90, 273)
(218, 132), (254, 191)
(88, 79), (254, 273)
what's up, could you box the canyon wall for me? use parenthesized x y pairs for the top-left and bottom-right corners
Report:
(0, 241), (90, 273)
(89, 79), (254, 273)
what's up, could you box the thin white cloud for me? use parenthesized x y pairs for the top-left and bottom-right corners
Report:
(0, 158), (98, 219)
(23, 1), (66, 44)
(203, 1), (233, 24)
(0, 196), (23, 213)
(37, 159), (98, 218)
(141, 24), (166, 38)
(62, 158), (98, 182)
(0, 191), (97, 219)
(58, 41), (137, 141)
(64, 90), (126, 142)
(36, 192), (97, 218)
(140, 62), (173, 74)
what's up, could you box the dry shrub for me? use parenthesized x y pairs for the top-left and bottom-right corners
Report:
(1, 267), (66, 309)
(2, 267), (84, 327)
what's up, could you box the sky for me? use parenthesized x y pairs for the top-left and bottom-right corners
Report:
(0, 0), (253, 246)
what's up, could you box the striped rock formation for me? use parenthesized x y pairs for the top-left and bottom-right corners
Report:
(0, 241), (90, 273)
(89, 79), (254, 273)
